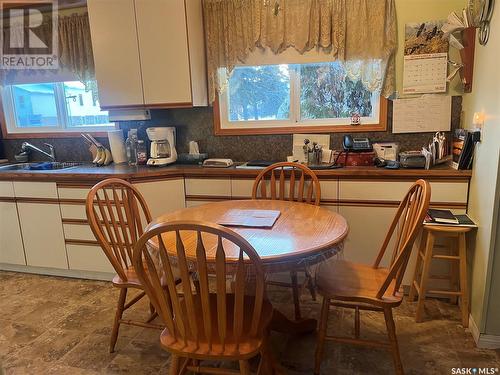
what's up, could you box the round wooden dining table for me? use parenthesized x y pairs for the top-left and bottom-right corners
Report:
(149, 199), (349, 333)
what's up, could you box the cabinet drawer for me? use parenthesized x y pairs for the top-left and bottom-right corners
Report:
(429, 182), (468, 204)
(60, 204), (87, 220)
(320, 180), (338, 200)
(14, 182), (58, 199)
(232, 178), (335, 201)
(186, 200), (216, 208)
(66, 244), (115, 274)
(0, 181), (15, 198)
(63, 224), (96, 242)
(231, 179), (254, 198)
(58, 187), (91, 200)
(185, 178), (231, 197)
(339, 180), (468, 204)
(339, 181), (412, 202)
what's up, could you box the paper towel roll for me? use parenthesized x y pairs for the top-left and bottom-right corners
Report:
(108, 130), (127, 164)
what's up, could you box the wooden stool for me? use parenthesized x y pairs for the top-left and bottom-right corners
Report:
(409, 225), (473, 327)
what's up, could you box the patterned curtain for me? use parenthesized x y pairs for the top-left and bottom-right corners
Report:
(203, 0), (397, 103)
(58, 13), (97, 97)
(1, 13), (96, 97)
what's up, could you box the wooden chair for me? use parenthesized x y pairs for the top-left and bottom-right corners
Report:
(86, 178), (163, 353)
(252, 162), (321, 321)
(314, 180), (431, 375)
(133, 221), (274, 375)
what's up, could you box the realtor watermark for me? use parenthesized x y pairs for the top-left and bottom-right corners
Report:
(451, 368), (499, 374)
(0, 0), (58, 69)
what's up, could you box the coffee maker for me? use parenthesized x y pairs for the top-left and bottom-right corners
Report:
(146, 127), (177, 166)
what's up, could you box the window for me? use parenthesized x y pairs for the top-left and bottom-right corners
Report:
(1, 80), (115, 135)
(216, 62), (387, 135)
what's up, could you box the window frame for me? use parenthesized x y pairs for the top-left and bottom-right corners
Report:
(214, 64), (388, 136)
(0, 82), (116, 139)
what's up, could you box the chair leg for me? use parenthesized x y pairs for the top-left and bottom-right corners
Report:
(304, 268), (317, 301)
(458, 233), (469, 328)
(314, 297), (330, 375)
(409, 230), (427, 301)
(239, 360), (251, 375)
(449, 237), (459, 305)
(169, 355), (180, 375)
(354, 306), (360, 339)
(290, 270), (301, 320)
(110, 287), (127, 353)
(415, 232), (435, 323)
(383, 307), (404, 375)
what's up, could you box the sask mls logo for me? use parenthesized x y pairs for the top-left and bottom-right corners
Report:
(452, 368), (500, 375)
(0, 0), (58, 69)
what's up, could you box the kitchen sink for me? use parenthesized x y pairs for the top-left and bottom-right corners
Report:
(0, 162), (83, 171)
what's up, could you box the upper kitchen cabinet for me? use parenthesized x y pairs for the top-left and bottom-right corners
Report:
(87, 0), (207, 110)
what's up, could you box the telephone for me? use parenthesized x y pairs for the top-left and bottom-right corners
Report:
(343, 135), (373, 152)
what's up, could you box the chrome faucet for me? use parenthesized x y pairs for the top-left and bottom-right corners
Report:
(20, 142), (56, 161)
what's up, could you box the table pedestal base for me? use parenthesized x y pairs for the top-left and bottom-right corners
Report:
(270, 309), (317, 334)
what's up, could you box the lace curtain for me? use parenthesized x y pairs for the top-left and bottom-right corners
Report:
(1, 13), (96, 97)
(203, 0), (397, 103)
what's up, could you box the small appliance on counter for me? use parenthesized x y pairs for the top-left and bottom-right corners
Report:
(146, 127), (177, 166)
(202, 158), (233, 168)
(399, 151), (427, 169)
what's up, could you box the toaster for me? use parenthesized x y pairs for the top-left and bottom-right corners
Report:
(399, 151), (427, 169)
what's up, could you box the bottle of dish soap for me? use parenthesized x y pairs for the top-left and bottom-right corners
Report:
(125, 129), (138, 166)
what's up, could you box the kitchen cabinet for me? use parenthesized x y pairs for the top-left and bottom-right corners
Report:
(0, 182), (25, 265)
(87, 0), (207, 109)
(66, 244), (114, 274)
(0, 202), (25, 265)
(17, 202), (68, 269)
(133, 179), (186, 219)
(87, 0), (143, 108)
(338, 205), (397, 266)
(13, 182), (67, 269)
(56, 179), (185, 275)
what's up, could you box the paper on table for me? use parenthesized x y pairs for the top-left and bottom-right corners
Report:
(392, 95), (452, 134)
(217, 209), (281, 228)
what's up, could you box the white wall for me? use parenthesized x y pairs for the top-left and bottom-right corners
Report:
(461, 3), (500, 337)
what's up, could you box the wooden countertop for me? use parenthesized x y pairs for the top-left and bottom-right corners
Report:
(0, 163), (472, 182)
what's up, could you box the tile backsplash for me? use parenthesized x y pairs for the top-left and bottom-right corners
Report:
(0, 97), (461, 163)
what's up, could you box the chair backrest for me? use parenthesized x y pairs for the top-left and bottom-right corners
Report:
(133, 221), (266, 350)
(373, 179), (431, 299)
(86, 178), (152, 281)
(252, 162), (321, 205)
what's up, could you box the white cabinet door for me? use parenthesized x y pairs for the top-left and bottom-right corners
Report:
(338, 205), (397, 267)
(0, 202), (25, 265)
(87, 0), (144, 108)
(17, 203), (68, 269)
(134, 179), (186, 219)
(135, 0), (192, 105)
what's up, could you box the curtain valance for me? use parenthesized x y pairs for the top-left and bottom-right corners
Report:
(1, 13), (96, 96)
(203, 0), (397, 103)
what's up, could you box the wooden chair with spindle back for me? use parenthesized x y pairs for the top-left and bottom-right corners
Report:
(314, 179), (431, 375)
(86, 178), (164, 353)
(252, 162), (321, 320)
(133, 221), (274, 375)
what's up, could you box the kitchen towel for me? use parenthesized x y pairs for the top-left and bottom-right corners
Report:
(108, 130), (127, 164)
